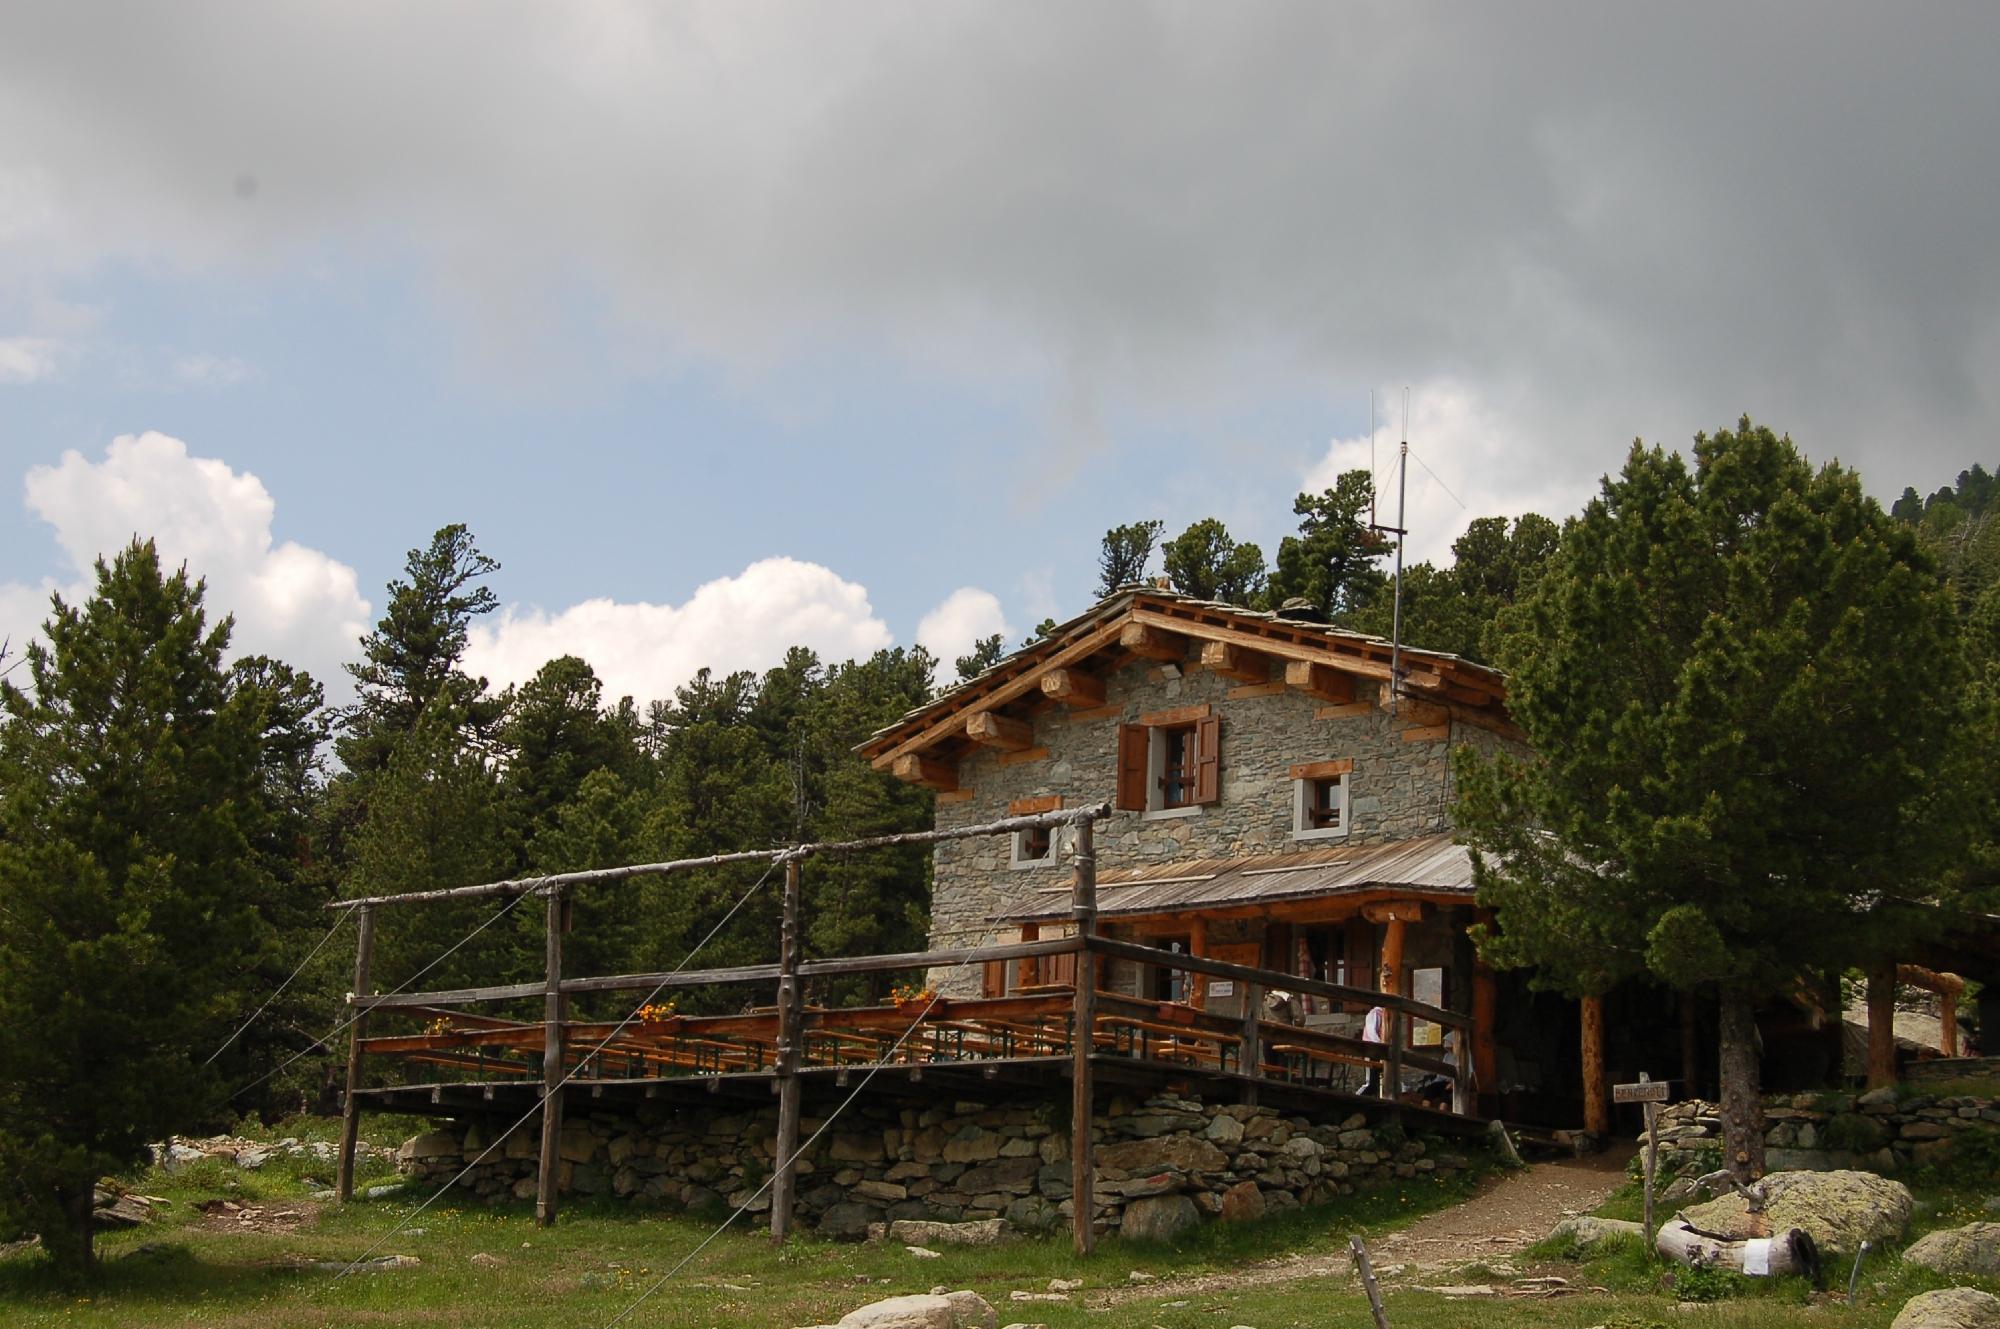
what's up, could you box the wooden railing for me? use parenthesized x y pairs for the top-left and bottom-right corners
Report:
(331, 802), (1474, 1257)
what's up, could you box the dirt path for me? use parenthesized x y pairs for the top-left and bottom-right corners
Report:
(1096, 1149), (1634, 1306)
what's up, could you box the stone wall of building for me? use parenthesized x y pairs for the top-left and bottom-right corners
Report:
(1646, 1087), (2000, 1196)
(395, 1090), (1474, 1241)
(925, 658), (1521, 994)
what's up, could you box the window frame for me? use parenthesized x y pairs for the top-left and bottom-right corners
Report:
(1009, 822), (1058, 869)
(1291, 759), (1353, 841)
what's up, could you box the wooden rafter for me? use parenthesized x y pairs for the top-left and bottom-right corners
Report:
(1284, 660), (1355, 704)
(1119, 621), (1186, 662)
(891, 753), (958, 791)
(1200, 640), (1271, 684)
(1040, 667), (1106, 708)
(966, 711), (1034, 752)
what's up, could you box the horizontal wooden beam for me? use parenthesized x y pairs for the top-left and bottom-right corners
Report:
(1040, 668), (1106, 708)
(1289, 758), (1354, 780)
(966, 711), (1034, 752)
(1009, 794), (1063, 816)
(1199, 640), (1270, 684)
(1086, 935), (1468, 1029)
(1284, 660), (1356, 704)
(1135, 702), (1211, 727)
(892, 752), (958, 791)
(1362, 900), (1427, 924)
(1120, 621), (1187, 662)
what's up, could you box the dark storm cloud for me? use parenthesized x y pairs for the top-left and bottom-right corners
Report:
(2, 2), (1995, 490)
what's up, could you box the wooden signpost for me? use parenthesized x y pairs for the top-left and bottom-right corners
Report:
(1613, 1072), (1670, 1251)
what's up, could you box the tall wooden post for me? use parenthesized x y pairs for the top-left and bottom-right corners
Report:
(1640, 1071), (1660, 1253)
(1866, 963), (1898, 1090)
(1471, 958), (1498, 1101)
(1069, 817), (1098, 1258)
(335, 905), (375, 1202)
(1188, 916), (1208, 1010)
(1378, 918), (1406, 1100)
(770, 857), (805, 1244)
(535, 886), (569, 1226)
(1581, 993), (1609, 1137)
(1941, 984), (1959, 1058)
(1451, 1018), (1474, 1117)
(1240, 981), (1262, 1106)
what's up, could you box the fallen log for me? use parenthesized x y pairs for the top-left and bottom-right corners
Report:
(1656, 1218), (1820, 1283)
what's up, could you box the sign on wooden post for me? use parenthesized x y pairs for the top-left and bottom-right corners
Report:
(1613, 1073), (1671, 1253)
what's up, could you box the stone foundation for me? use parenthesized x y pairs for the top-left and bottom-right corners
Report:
(396, 1091), (1473, 1239)
(1646, 1085), (2000, 1194)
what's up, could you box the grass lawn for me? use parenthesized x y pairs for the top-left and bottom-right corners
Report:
(2, 1116), (1996, 1328)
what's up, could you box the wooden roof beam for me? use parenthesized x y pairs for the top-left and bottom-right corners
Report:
(1040, 668), (1106, 708)
(966, 711), (1034, 752)
(1199, 640), (1271, 685)
(1120, 621), (1187, 662)
(891, 753), (959, 792)
(1284, 660), (1356, 705)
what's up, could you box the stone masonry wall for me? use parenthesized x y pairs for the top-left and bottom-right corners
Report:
(396, 1090), (1472, 1241)
(1646, 1086), (2000, 1198)
(927, 658), (1522, 994)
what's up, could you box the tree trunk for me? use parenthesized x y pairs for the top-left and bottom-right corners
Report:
(45, 1183), (95, 1283)
(1717, 989), (1765, 1183)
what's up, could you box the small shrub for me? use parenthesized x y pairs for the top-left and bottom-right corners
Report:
(1822, 1112), (1888, 1153)
(1669, 1261), (1749, 1302)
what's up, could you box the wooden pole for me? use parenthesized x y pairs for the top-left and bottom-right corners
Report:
(535, 887), (568, 1226)
(1349, 1235), (1393, 1329)
(1581, 993), (1609, 1137)
(1471, 957), (1498, 1107)
(1866, 963), (1897, 1090)
(1941, 984), (1959, 1058)
(1641, 1071), (1660, 1253)
(1379, 919), (1406, 1101)
(1240, 981), (1262, 1106)
(770, 858), (804, 1244)
(335, 905), (375, 1203)
(1069, 817), (1098, 1258)
(1450, 1017), (1474, 1117)
(1189, 916), (1208, 1010)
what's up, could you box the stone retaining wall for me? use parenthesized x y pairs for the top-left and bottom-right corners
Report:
(397, 1091), (1471, 1240)
(1646, 1085), (2000, 1194)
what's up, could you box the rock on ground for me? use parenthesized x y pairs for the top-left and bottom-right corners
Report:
(886, 1219), (1008, 1247)
(1906, 1222), (2000, 1276)
(1678, 1169), (1912, 1255)
(802, 1289), (998, 1329)
(1892, 1287), (2000, 1329)
(1120, 1194), (1200, 1243)
(1546, 1215), (1644, 1250)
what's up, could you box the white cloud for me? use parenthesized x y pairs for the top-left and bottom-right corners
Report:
(0, 335), (62, 383)
(916, 587), (1012, 670)
(2, 432), (372, 699)
(1304, 381), (1599, 568)
(463, 556), (894, 708)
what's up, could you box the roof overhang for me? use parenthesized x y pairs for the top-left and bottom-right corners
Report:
(857, 589), (1518, 777)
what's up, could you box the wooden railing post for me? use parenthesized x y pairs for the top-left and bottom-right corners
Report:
(1581, 992), (1609, 1136)
(335, 905), (375, 1203)
(1069, 816), (1098, 1258)
(1866, 963), (1898, 1090)
(1240, 981), (1262, 1107)
(770, 856), (804, 1244)
(1383, 1009), (1404, 1101)
(535, 886), (568, 1226)
(1451, 1014), (1474, 1116)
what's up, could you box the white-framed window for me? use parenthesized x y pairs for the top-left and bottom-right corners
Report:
(1010, 822), (1058, 869)
(1145, 721), (1203, 818)
(1292, 760), (1351, 840)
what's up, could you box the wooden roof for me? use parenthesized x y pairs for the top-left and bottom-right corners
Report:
(993, 833), (1477, 924)
(857, 588), (1516, 771)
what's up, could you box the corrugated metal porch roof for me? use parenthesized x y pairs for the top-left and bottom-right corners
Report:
(995, 833), (1476, 924)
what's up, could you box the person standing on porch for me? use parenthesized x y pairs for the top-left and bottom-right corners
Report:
(1358, 1003), (1387, 1096)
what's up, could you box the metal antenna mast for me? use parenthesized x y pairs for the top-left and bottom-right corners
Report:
(1388, 388), (1409, 718)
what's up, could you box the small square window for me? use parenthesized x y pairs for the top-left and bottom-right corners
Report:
(1294, 771), (1350, 840)
(1011, 824), (1056, 868)
(1157, 723), (1198, 809)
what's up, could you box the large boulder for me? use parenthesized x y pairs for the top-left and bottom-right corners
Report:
(815, 1290), (997, 1329)
(1906, 1222), (2000, 1276)
(1892, 1288), (2000, 1329)
(1678, 1170), (1912, 1255)
(1120, 1194), (1200, 1243)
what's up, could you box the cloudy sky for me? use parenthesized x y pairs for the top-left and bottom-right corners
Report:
(3, 3), (1996, 707)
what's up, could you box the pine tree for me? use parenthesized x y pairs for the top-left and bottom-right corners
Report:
(1096, 521), (1164, 597)
(0, 543), (285, 1278)
(1265, 472), (1389, 620)
(1456, 421), (1965, 1180)
(1161, 518), (1266, 605)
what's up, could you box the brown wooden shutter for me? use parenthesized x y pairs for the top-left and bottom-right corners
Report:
(981, 958), (1007, 997)
(1046, 946), (1077, 989)
(1115, 723), (1148, 810)
(1193, 714), (1221, 805)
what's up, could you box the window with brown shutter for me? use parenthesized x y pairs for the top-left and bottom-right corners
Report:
(1115, 723), (1148, 810)
(1193, 714), (1221, 805)
(981, 958), (1007, 997)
